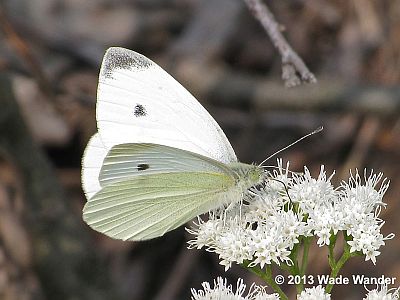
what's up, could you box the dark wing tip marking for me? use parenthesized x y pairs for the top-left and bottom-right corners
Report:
(137, 164), (149, 171)
(134, 104), (147, 117)
(101, 47), (153, 79)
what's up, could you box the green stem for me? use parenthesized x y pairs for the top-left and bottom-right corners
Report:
(289, 242), (300, 273)
(280, 262), (294, 274)
(325, 233), (358, 293)
(328, 233), (338, 269)
(242, 262), (288, 300)
(325, 232), (359, 293)
(300, 237), (311, 276)
(325, 250), (351, 293)
(284, 242), (304, 293)
(280, 261), (304, 293)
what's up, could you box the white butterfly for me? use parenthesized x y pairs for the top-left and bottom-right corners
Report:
(81, 47), (264, 241)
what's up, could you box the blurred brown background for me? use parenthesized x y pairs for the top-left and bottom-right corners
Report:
(0, 0), (399, 299)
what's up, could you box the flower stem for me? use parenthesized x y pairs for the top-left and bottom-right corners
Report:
(325, 250), (351, 293)
(328, 233), (338, 269)
(300, 237), (311, 275)
(242, 261), (289, 300)
(281, 244), (304, 293)
(325, 233), (354, 293)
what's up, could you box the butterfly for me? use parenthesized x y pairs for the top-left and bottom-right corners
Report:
(81, 47), (264, 241)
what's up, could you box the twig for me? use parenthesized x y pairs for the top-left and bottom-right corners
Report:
(243, 0), (317, 87)
(177, 62), (400, 115)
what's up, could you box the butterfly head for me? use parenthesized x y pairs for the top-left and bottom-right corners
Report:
(228, 162), (265, 190)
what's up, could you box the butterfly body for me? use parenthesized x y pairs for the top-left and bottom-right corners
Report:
(82, 47), (264, 241)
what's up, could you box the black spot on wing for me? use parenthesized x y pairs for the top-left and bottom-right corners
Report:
(134, 104), (147, 117)
(102, 48), (153, 79)
(137, 164), (149, 171)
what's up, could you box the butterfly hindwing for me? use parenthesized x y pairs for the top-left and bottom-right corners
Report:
(81, 133), (108, 198)
(82, 172), (239, 241)
(98, 143), (235, 187)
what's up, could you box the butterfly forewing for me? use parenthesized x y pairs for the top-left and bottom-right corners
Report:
(99, 143), (235, 187)
(96, 47), (237, 163)
(83, 172), (238, 241)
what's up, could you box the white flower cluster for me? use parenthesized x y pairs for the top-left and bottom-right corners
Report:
(297, 285), (331, 300)
(363, 284), (400, 300)
(190, 278), (400, 300)
(187, 160), (393, 269)
(190, 277), (279, 300)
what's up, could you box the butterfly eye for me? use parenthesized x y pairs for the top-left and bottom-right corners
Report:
(134, 104), (146, 117)
(137, 164), (149, 171)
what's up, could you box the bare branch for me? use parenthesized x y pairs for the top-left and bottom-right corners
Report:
(243, 0), (317, 87)
(176, 62), (400, 116)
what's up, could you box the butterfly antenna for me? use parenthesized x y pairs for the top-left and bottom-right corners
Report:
(258, 126), (323, 167)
